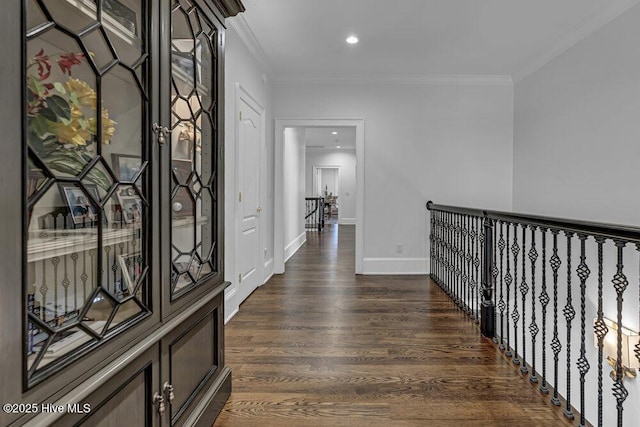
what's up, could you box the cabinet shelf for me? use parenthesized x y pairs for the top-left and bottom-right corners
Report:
(27, 227), (141, 262)
(172, 215), (209, 228)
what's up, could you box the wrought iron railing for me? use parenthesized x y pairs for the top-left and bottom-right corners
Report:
(305, 197), (324, 231)
(427, 201), (640, 427)
(28, 210), (143, 346)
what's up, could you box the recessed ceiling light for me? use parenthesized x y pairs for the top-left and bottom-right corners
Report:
(346, 35), (359, 44)
(336, 145), (341, 148)
(331, 131), (338, 135)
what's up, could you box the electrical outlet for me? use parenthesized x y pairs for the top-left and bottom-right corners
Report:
(396, 243), (403, 254)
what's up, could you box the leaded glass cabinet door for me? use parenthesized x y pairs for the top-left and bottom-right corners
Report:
(24, 0), (155, 386)
(165, 0), (223, 306)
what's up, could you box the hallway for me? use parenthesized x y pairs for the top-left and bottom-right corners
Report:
(215, 225), (573, 426)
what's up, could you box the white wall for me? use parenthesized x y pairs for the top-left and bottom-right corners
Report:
(513, 3), (640, 226)
(223, 23), (274, 320)
(305, 149), (357, 223)
(283, 128), (306, 260)
(275, 81), (514, 273)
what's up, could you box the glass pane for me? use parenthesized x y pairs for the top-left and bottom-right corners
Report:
(25, 0), (149, 381)
(170, 4), (217, 297)
(108, 299), (144, 332)
(42, 0), (97, 34)
(26, 0), (50, 35)
(103, 66), (144, 181)
(27, 29), (98, 177)
(102, 0), (145, 67)
(36, 327), (96, 369)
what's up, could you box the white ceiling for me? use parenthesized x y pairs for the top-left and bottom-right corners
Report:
(304, 127), (356, 150)
(238, 0), (636, 80)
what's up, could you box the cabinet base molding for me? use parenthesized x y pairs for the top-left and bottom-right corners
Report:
(187, 367), (232, 427)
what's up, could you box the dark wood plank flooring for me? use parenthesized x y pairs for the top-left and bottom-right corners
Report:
(214, 225), (574, 426)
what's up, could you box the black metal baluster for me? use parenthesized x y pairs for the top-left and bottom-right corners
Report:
(436, 211), (441, 285)
(62, 254), (70, 315)
(563, 232), (575, 420)
(505, 223), (512, 358)
(81, 251), (88, 303)
(539, 227), (550, 394)
(71, 252), (79, 310)
(441, 213), (446, 291)
(468, 218), (473, 312)
(89, 248), (96, 297)
(636, 244), (640, 378)
(511, 223), (520, 365)
(450, 212), (455, 298)
(492, 221), (499, 343)
(498, 222), (506, 350)
(456, 214), (462, 307)
(529, 226), (539, 383)
(105, 245), (112, 291)
(471, 217), (482, 323)
(451, 213), (456, 300)
(459, 214), (464, 308)
(40, 259), (47, 321)
(51, 257), (60, 319)
(550, 230), (562, 406)
(438, 212), (445, 289)
(464, 215), (470, 312)
(477, 218), (483, 323)
(430, 211), (434, 279)
(576, 234), (590, 427)
(612, 241), (629, 427)
(594, 237), (607, 427)
(118, 242), (125, 295)
(466, 216), (473, 314)
(446, 212), (451, 296)
(520, 225), (528, 373)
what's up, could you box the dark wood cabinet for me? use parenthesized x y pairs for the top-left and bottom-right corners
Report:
(0, 0), (243, 425)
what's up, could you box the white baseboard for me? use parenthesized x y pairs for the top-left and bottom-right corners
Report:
(224, 287), (239, 324)
(263, 258), (274, 284)
(362, 257), (429, 275)
(284, 232), (306, 262)
(339, 217), (356, 225)
(224, 306), (239, 324)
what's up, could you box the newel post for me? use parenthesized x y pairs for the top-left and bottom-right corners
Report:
(481, 213), (495, 338)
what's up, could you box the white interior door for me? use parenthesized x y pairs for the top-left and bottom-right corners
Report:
(236, 97), (262, 304)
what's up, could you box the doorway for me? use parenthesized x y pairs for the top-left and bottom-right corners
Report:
(275, 119), (364, 274)
(313, 166), (341, 224)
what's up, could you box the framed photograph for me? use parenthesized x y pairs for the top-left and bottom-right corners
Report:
(58, 183), (103, 227)
(116, 190), (143, 225)
(117, 253), (142, 295)
(111, 153), (142, 182)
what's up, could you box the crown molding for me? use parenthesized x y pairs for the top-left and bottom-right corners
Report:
(212, 0), (245, 18)
(512, 0), (640, 82)
(226, 14), (275, 81)
(273, 73), (513, 86)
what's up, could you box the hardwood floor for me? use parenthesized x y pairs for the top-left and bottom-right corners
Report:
(214, 225), (574, 426)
